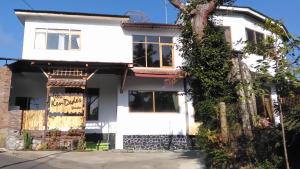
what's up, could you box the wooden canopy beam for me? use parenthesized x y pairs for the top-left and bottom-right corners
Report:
(120, 65), (129, 93)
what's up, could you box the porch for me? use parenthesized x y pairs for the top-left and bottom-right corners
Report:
(7, 59), (128, 149)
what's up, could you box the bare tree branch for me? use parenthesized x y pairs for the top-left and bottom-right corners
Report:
(168, 0), (186, 11)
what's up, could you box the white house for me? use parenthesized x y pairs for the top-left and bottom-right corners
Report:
(5, 6), (285, 150)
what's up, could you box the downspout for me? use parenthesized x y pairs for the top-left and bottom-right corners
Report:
(183, 78), (189, 138)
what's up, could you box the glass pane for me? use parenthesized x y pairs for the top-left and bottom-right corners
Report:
(133, 35), (145, 42)
(147, 44), (160, 67)
(160, 36), (173, 43)
(71, 35), (80, 49)
(35, 32), (46, 49)
(47, 33), (59, 49)
(87, 88), (99, 121)
(62, 34), (69, 50)
(162, 45), (173, 66)
(29, 98), (45, 110)
(133, 43), (146, 67)
(256, 32), (264, 43)
(246, 28), (255, 44)
(129, 91), (153, 112)
(147, 36), (159, 43)
(155, 92), (179, 112)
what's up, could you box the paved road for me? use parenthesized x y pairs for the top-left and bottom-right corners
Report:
(0, 150), (205, 169)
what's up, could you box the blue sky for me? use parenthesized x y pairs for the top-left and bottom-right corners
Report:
(0, 0), (299, 65)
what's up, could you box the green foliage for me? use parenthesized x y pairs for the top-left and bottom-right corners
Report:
(23, 130), (32, 150)
(197, 126), (232, 168)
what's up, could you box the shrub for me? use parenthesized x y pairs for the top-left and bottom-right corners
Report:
(23, 130), (32, 150)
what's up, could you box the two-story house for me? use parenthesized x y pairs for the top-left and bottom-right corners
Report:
(2, 6), (286, 150)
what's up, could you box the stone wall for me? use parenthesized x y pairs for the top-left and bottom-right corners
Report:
(6, 110), (23, 150)
(0, 66), (12, 147)
(123, 135), (188, 150)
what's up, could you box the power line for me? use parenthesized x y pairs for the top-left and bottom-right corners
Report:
(21, 0), (34, 10)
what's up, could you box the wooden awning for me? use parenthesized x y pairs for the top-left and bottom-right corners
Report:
(47, 78), (86, 88)
(130, 68), (185, 78)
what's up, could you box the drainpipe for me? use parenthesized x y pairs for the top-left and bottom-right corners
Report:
(183, 78), (189, 138)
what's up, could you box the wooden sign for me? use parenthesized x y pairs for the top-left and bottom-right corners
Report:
(49, 94), (83, 113)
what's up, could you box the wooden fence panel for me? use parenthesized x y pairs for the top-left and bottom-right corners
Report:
(22, 110), (45, 130)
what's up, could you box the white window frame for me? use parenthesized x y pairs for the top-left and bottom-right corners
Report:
(34, 28), (81, 50)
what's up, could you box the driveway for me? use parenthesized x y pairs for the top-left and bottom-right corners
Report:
(0, 150), (205, 169)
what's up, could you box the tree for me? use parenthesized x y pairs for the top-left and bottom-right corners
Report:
(243, 19), (300, 169)
(169, 0), (256, 138)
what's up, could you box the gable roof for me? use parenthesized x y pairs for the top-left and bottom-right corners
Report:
(14, 9), (130, 24)
(217, 6), (289, 35)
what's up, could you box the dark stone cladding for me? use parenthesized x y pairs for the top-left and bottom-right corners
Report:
(123, 135), (188, 150)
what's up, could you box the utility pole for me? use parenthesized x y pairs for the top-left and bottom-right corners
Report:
(164, 0), (168, 24)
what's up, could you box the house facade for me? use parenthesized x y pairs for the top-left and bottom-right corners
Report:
(0, 6), (284, 150)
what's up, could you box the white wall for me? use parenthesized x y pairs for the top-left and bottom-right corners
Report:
(85, 74), (119, 134)
(214, 13), (275, 74)
(22, 19), (132, 63)
(115, 77), (194, 149)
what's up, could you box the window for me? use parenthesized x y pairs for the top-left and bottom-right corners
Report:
(15, 97), (45, 110)
(129, 91), (179, 112)
(35, 29), (81, 50)
(221, 26), (231, 44)
(246, 28), (264, 44)
(133, 35), (174, 67)
(86, 88), (99, 121)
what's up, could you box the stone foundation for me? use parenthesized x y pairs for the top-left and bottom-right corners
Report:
(6, 109), (23, 150)
(123, 135), (188, 150)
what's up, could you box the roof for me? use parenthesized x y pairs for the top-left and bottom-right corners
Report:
(122, 22), (180, 30)
(14, 9), (130, 24)
(217, 6), (289, 35)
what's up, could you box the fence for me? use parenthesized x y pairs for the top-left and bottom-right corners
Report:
(22, 110), (45, 130)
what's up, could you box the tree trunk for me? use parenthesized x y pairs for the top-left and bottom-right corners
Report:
(219, 102), (229, 143)
(230, 57), (253, 138)
(239, 56), (257, 127)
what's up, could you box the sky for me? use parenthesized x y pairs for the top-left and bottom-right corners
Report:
(0, 0), (299, 65)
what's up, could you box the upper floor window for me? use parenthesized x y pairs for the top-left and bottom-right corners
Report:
(133, 35), (174, 68)
(35, 29), (81, 50)
(246, 28), (264, 44)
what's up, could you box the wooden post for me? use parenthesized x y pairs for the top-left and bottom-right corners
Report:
(83, 85), (87, 131)
(43, 86), (50, 141)
(219, 102), (229, 143)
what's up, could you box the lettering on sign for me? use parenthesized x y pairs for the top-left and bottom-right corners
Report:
(49, 94), (84, 113)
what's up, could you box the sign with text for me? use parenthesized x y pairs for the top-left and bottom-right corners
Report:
(49, 94), (84, 114)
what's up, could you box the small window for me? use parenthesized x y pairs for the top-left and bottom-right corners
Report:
(133, 35), (145, 42)
(129, 91), (153, 112)
(246, 28), (255, 44)
(133, 43), (146, 67)
(132, 35), (174, 68)
(155, 92), (179, 112)
(246, 28), (264, 44)
(160, 36), (173, 43)
(147, 44), (160, 67)
(35, 29), (81, 50)
(129, 91), (179, 112)
(161, 45), (173, 66)
(147, 36), (159, 43)
(256, 32), (264, 43)
(70, 30), (81, 49)
(35, 29), (46, 49)
(87, 88), (99, 121)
